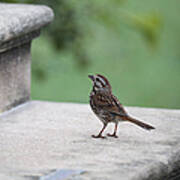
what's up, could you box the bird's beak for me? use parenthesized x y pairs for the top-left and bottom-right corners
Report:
(88, 75), (94, 81)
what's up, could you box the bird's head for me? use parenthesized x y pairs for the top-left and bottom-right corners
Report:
(88, 74), (112, 92)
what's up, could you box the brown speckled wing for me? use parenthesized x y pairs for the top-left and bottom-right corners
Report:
(111, 95), (127, 115)
(94, 92), (128, 117)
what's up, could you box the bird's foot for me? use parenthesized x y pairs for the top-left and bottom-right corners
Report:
(107, 133), (118, 138)
(92, 134), (106, 139)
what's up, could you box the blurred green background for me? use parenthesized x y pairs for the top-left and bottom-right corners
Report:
(3, 0), (180, 109)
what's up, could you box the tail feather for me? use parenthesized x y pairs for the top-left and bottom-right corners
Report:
(126, 116), (155, 130)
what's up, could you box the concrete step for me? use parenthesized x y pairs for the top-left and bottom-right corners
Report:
(0, 101), (180, 180)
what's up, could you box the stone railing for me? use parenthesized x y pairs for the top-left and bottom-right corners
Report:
(0, 3), (54, 112)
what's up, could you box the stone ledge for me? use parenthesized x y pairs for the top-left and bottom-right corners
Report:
(0, 101), (180, 179)
(0, 3), (54, 52)
(0, 30), (40, 53)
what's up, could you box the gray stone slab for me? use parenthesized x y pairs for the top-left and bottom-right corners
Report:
(0, 101), (180, 179)
(0, 3), (54, 46)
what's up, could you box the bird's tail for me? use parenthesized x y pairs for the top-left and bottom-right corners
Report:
(125, 116), (155, 130)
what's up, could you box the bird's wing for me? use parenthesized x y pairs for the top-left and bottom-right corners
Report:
(94, 93), (128, 117)
(111, 95), (127, 115)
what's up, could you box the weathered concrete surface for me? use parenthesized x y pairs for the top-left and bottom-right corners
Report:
(0, 101), (180, 180)
(0, 3), (54, 49)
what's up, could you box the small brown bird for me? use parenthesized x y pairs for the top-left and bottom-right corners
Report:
(88, 74), (155, 138)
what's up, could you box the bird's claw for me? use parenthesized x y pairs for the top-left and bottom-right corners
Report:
(107, 133), (118, 138)
(92, 134), (106, 139)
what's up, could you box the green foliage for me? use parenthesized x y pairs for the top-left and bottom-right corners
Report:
(128, 12), (161, 47)
(4, 0), (161, 69)
(2, 0), (180, 108)
(93, 2), (161, 46)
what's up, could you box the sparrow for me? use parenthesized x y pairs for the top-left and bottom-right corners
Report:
(88, 74), (155, 138)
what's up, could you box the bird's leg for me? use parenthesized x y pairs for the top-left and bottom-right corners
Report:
(92, 124), (107, 139)
(107, 123), (118, 138)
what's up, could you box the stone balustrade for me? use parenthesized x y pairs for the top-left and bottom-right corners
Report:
(0, 3), (54, 112)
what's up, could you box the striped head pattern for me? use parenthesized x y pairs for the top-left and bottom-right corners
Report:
(88, 74), (112, 92)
